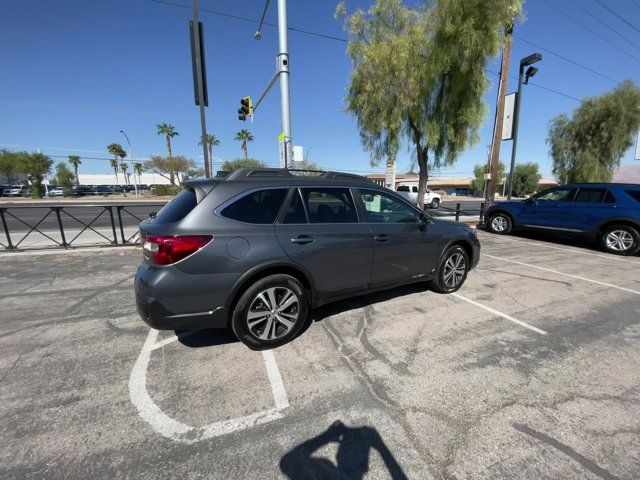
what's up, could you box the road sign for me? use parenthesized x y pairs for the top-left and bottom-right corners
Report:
(501, 93), (516, 141)
(635, 131), (640, 160)
(189, 21), (208, 107)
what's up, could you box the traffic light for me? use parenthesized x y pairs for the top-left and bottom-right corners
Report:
(238, 96), (252, 121)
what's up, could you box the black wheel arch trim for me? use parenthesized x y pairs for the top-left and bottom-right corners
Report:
(594, 217), (640, 235)
(440, 236), (475, 268)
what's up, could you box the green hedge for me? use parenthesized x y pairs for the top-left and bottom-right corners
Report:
(151, 185), (181, 196)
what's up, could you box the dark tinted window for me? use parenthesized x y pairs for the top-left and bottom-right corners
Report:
(359, 189), (418, 223)
(397, 186), (410, 192)
(283, 189), (308, 224)
(222, 189), (287, 224)
(624, 190), (640, 203)
(301, 188), (358, 223)
(574, 188), (607, 203)
(154, 188), (197, 223)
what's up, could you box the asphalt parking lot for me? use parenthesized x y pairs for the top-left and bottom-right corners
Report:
(1, 231), (639, 479)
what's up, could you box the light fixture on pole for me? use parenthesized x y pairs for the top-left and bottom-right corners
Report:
(507, 52), (541, 199)
(119, 130), (138, 197)
(254, 0), (270, 40)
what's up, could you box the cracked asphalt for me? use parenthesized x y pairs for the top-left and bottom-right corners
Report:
(1, 230), (639, 479)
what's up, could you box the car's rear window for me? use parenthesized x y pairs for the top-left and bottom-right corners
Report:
(154, 188), (197, 223)
(222, 188), (287, 224)
(625, 189), (640, 204)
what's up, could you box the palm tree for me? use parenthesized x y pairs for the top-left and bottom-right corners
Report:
(107, 143), (126, 183)
(134, 162), (144, 184)
(67, 155), (81, 186)
(156, 123), (179, 157)
(120, 162), (129, 184)
(110, 159), (119, 183)
(234, 129), (254, 161)
(199, 133), (220, 174)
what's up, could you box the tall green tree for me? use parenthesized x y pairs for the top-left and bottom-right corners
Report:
(471, 161), (506, 193)
(20, 152), (53, 197)
(107, 143), (126, 183)
(337, 0), (521, 208)
(120, 162), (129, 184)
(199, 133), (221, 162)
(234, 129), (254, 161)
(508, 162), (541, 197)
(133, 162), (144, 183)
(67, 155), (81, 186)
(55, 162), (75, 195)
(221, 158), (267, 172)
(156, 123), (179, 157)
(0, 149), (22, 184)
(547, 80), (640, 183)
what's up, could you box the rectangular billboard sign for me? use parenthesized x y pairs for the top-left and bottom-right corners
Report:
(501, 92), (516, 141)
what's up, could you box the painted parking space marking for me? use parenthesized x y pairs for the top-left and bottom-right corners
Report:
(478, 231), (640, 265)
(452, 292), (547, 335)
(129, 329), (289, 444)
(482, 253), (640, 296)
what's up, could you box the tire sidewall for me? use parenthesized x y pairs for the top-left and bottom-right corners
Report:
(488, 212), (512, 234)
(430, 198), (440, 209)
(232, 274), (308, 350)
(600, 225), (640, 256)
(432, 245), (469, 293)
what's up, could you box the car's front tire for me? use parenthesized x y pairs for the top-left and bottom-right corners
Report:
(231, 274), (308, 350)
(487, 212), (512, 235)
(430, 245), (469, 293)
(430, 198), (440, 209)
(600, 225), (640, 256)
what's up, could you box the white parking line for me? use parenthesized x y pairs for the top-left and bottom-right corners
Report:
(478, 231), (640, 265)
(129, 329), (289, 444)
(452, 292), (547, 335)
(482, 253), (640, 296)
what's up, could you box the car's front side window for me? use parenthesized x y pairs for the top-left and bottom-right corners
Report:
(359, 189), (419, 223)
(535, 187), (575, 202)
(221, 188), (287, 224)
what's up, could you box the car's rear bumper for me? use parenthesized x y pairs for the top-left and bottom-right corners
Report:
(135, 291), (228, 330)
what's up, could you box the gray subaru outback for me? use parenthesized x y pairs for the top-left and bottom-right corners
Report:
(134, 168), (480, 349)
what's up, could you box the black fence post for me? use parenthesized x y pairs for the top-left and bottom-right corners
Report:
(106, 207), (118, 244)
(116, 206), (126, 244)
(54, 207), (68, 247)
(455, 203), (461, 222)
(0, 208), (14, 251)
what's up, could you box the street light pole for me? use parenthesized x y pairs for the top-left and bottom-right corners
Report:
(192, 0), (211, 178)
(277, 0), (293, 168)
(119, 130), (138, 197)
(507, 53), (542, 199)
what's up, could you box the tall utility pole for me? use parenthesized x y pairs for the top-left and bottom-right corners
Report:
(485, 23), (513, 207)
(192, 0), (211, 178)
(277, 0), (293, 167)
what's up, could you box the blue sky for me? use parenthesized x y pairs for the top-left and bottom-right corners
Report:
(1, 0), (640, 179)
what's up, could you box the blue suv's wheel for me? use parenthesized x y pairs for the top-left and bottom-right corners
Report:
(487, 212), (512, 235)
(600, 225), (640, 256)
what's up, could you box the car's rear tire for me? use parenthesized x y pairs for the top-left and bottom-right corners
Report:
(600, 225), (640, 256)
(231, 274), (309, 350)
(430, 245), (469, 293)
(487, 212), (512, 235)
(430, 198), (440, 209)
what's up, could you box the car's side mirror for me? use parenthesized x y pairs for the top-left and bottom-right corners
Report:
(419, 213), (428, 231)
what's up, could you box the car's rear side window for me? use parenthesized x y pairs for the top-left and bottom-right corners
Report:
(301, 188), (358, 223)
(222, 188), (287, 224)
(624, 189), (640, 204)
(283, 189), (308, 224)
(154, 188), (197, 223)
(574, 188), (607, 203)
(397, 186), (410, 192)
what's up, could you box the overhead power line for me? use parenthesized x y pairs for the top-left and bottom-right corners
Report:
(593, 0), (640, 35)
(486, 69), (581, 102)
(515, 35), (620, 83)
(572, 1), (640, 52)
(540, 0), (640, 64)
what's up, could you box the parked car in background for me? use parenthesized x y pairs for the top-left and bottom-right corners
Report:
(73, 186), (98, 196)
(396, 185), (441, 209)
(48, 187), (65, 197)
(485, 183), (640, 255)
(3, 185), (31, 197)
(135, 168), (480, 349)
(0, 185), (9, 196)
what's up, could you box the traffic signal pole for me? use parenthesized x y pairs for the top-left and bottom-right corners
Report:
(192, 0), (211, 178)
(277, 0), (292, 168)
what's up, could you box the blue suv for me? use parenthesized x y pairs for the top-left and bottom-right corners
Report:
(484, 183), (640, 255)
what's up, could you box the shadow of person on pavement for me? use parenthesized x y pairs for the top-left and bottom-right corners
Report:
(280, 420), (408, 480)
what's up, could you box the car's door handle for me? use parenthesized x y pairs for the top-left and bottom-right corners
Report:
(374, 234), (390, 242)
(290, 235), (315, 244)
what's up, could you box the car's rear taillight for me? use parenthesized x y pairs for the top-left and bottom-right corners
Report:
(142, 235), (213, 265)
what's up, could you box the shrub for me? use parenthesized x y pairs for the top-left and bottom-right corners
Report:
(152, 184), (181, 196)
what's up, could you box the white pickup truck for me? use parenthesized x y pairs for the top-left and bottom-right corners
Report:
(396, 185), (441, 208)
